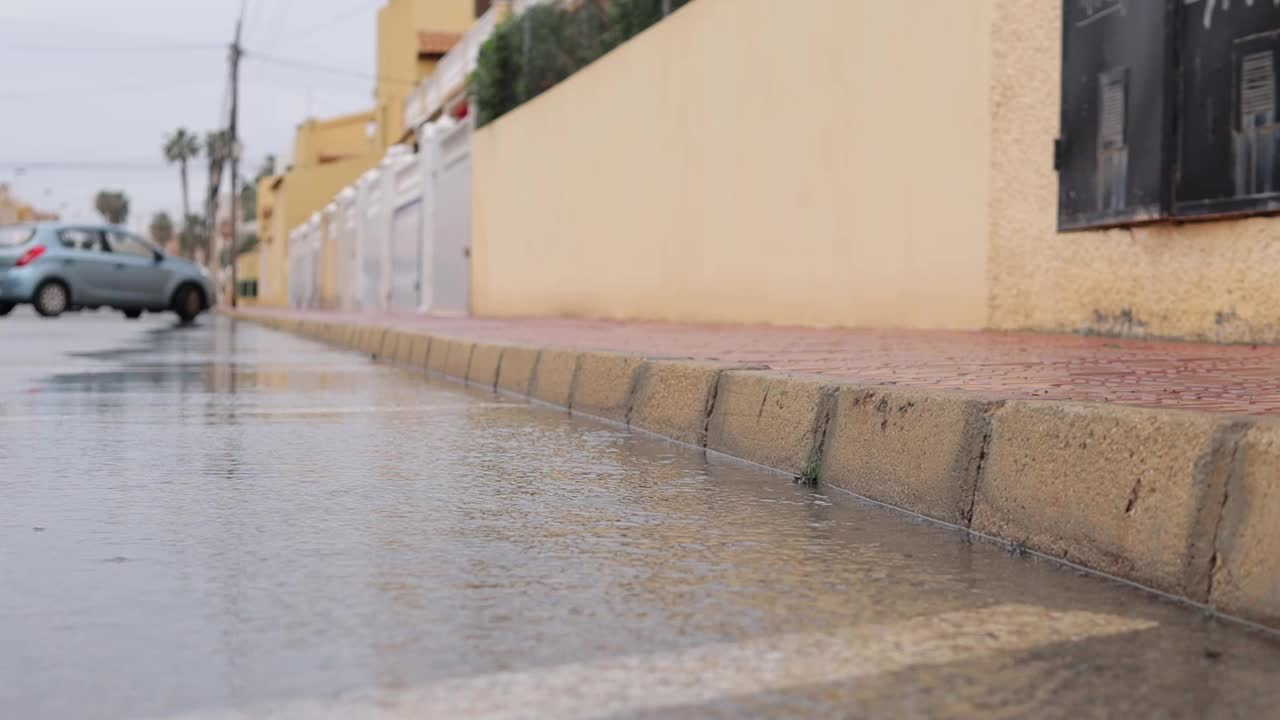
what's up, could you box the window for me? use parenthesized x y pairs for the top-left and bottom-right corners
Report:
(0, 226), (34, 247)
(57, 229), (104, 251)
(1058, 1), (1280, 229)
(105, 231), (157, 259)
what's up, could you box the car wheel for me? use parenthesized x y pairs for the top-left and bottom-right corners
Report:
(0, 302), (14, 317)
(123, 309), (143, 320)
(173, 285), (204, 324)
(33, 281), (69, 318)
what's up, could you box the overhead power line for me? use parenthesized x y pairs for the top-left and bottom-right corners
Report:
(0, 161), (171, 171)
(0, 78), (198, 100)
(291, 0), (383, 41)
(244, 49), (417, 87)
(5, 41), (223, 53)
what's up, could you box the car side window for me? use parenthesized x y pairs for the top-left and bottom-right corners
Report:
(57, 229), (104, 252)
(105, 231), (156, 259)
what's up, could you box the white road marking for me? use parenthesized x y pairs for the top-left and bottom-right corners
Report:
(162, 604), (1156, 720)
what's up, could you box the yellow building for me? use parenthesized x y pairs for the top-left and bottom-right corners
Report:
(0, 184), (57, 225)
(255, 109), (375, 308)
(235, 247), (260, 306)
(255, 0), (476, 307)
(375, 0), (476, 148)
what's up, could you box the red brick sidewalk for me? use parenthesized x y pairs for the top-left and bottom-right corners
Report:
(240, 308), (1280, 417)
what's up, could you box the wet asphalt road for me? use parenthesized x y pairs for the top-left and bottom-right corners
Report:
(3, 309), (1280, 719)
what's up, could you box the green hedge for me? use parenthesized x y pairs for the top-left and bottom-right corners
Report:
(472, 0), (691, 127)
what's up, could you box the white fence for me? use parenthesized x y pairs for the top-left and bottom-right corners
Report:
(335, 187), (358, 311)
(288, 219), (320, 310)
(424, 116), (473, 314)
(290, 114), (473, 316)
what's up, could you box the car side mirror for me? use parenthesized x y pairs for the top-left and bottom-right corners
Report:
(153, 251), (164, 263)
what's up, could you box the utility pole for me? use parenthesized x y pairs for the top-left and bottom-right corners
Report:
(227, 7), (244, 308)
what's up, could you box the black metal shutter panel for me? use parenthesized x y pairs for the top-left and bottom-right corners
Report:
(1058, 0), (1172, 231)
(1175, 3), (1280, 218)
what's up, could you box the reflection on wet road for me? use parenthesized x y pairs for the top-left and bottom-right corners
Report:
(2, 311), (1279, 719)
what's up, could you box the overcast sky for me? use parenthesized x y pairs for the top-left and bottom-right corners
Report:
(0, 0), (384, 233)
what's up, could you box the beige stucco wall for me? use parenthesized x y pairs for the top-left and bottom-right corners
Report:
(472, 0), (994, 329)
(989, 0), (1280, 342)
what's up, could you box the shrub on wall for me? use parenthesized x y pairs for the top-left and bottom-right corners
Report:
(472, 0), (692, 127)
(472, 16), (524, 126)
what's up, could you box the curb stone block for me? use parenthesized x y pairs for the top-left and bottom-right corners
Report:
(821, 386), (997, 526)
(394, 331), (417, 366)
(444, 340), (475, 379)
(338, 324), (358, 349)
(497, 346), (539, 396)
(467, 343), (504, 389)
(1209, 420), (1280, 626)
(426, 336), (453, 373)
(530, 349), (580, 407)
(630, 360), (735, 446)
(409, 334), (431, 367)
(972, 400), (1233, 598)
(571, 352), (645, 423)
(378, 330), (400, 360)
(365, 328), (386, 356)
(706, 372), (832, 475)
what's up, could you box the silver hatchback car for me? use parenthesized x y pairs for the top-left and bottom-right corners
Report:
(0, 223), (216, 322)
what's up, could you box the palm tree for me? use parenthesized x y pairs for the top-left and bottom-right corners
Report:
(93, 190), (129, 225)
(163, 128), (200, 220)
(149, 212), (175, 250)
(204, 130), (233, 267)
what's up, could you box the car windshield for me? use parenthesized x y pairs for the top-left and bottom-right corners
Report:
(0, 226), (35, 247)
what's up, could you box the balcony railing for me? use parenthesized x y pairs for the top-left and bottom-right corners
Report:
(406, 1), (545, 128)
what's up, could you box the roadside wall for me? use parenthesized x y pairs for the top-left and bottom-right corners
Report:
(472, 0), (994, 330)
(988, 0), (1280, 342)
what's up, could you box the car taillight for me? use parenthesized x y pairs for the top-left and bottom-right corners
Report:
(15, 246), (45, 267)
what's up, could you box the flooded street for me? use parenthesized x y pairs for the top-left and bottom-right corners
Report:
(3, 310), (1280, 719)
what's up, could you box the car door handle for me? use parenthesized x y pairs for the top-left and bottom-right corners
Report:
(115, 263), (126, 270)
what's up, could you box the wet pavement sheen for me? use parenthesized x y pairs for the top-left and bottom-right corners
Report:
(2, 311), (1280, 719)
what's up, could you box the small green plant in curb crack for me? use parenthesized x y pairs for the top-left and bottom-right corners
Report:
(795, 457), (821, 486)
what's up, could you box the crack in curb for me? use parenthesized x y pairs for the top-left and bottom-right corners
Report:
(461, 343), (477, 383)
(490, 349), (505, 392)
(526, 350), (543, 397)
(623, 362), (649, 427)
(421, 336), (435, 371)
(964, 401), (1004, 529)
(804, 386), (839, 484)
(565, 353), (585, 413)
(1200, 420), (1253, 604)
(702, 369), (728, 449)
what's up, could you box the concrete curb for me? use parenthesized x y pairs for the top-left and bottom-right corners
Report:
(228, 310), (1280, 630)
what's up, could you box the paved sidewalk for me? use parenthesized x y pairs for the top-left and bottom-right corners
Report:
(237, 308), (1280, 416)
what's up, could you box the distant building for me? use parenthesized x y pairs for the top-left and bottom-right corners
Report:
(0, 184), (58, 225)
